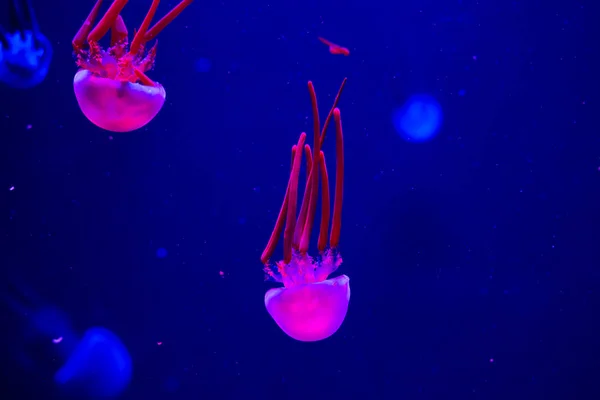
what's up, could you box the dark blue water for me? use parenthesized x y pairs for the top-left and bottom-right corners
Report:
(1, 0), (598, 399)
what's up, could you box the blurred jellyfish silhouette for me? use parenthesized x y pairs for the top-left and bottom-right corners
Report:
(2, 279), (132, 398)
(194, 57), (212, 73)
(0, 0), (52, 89)
(393, 94), (443, 142)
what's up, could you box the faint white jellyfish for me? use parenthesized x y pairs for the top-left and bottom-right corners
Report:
(393, 94), (443, 142)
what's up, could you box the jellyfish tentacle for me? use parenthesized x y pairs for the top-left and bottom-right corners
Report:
(0, 24), (9, 47)
(72, 0), (104, 51)
(304, 144), (313, 174)
(294, 79), (346, 251)
(9, 0), (27, 33)
(283, 132), (306, 264)
(299, 82), (324, 253)
(143, 0), (194, 43)
(263, 80), (346, 262)
(260, 182), (288, 264)
(293, 157), (313, 248)
(23, 0), (39, 34)
(330, 108), (344, 248)
(129, 0), (160, 56)
(133, 67), (155, 86)
(317, 151), (331, 252)
(110, 15), (128, 46)
(9, 0), (40, 36)
(289, 144), (296, 170)
(319, 78), (348, 146)
(260, 132), (307, 265)
(292, 145), (314, 249)
(137, 40), (157, 72)
(87, 0), (129, 44)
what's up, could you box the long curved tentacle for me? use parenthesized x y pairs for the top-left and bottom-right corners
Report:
(0, 24), (9, 48)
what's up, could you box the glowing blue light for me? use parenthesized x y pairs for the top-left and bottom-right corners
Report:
(0, 31), (52, 89)
(54, 327), (132, 398)
(392, 94), (443, 142)
(194, 57), (212, 73)
(156, 247), (168, 258)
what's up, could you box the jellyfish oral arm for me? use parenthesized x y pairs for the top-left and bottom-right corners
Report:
(71, 0), (193, 85)
(261, 78), (347, 286)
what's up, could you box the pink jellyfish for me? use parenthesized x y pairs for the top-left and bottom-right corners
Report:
(71, 0), (193, 132)
(261, 78), (348, 342)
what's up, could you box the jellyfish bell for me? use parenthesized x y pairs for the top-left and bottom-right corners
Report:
(74, 69), (166, 132)
(265, 266), (350, 342)
(55, 327), (132, 398)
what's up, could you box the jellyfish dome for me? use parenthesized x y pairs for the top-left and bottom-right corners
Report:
(73, 69), (166, 133)
(265, 274), (350, 342)
(54, 327), (132, 398)
(393, 94), (443, 142)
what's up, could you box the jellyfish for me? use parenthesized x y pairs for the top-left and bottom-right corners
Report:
(0, 0), (52, 89)
(260, 78), (349, 342)
(54, 327), (132, 398)
(392, 94), (443, 142)
(2, 280), (132, 398)
(71, 0), (193, 132)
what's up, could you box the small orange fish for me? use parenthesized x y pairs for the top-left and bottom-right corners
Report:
(318, 37), (350, 56)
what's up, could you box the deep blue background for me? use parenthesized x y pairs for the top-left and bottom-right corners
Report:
(2, 0), (599, 399)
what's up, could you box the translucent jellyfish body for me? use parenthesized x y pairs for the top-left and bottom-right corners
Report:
(261, 79), (349, 342)
(55, 327), (132, 398)
(3, 282), (132, 398)
(71, 0), (193, 132)
(0, 0), (52, 88)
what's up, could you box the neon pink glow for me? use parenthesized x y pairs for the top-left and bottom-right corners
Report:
(71, 0), (192, 132)
(260, 79), (349, 342)
(265, 273), (350, 342)
(74, 70), (166, 132)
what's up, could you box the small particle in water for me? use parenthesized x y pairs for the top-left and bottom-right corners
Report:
(472, 55), (477, 60)
(26, 124), (32, 130)
(108, 136), (113, 141)
(52, 337), (63, 344)
(156, 248), (168, 258)
(157, 341), (163, 346)
(9, 186), (14, 191)
(219, 270), (225, 277)
(489, 358), (494, 363)
(458, 89), (466, 96)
